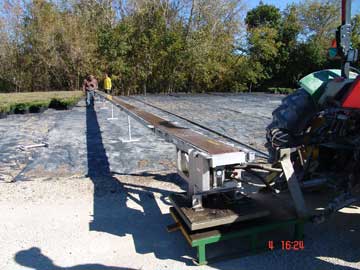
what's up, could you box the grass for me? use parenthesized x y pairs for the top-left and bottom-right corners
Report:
(0, 91), (84, 115)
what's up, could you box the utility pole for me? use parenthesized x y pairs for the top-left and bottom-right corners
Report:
(337, 0), (358, 78)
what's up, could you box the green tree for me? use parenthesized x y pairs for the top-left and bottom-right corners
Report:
(292, 0), (340, 82)
(245, 3), (281, 29)
(245, 4), (281, 89)
(298, 0), (340, 41)
(351, 14), (360, 50)
(97, 21), (133, 94)
(0, 0), (348, 94)
(273, 5), (302, 87)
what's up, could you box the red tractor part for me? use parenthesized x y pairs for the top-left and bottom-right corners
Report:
(342, 76), (360, 109)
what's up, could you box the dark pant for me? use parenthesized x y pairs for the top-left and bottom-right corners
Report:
(86, 90), (94, 106)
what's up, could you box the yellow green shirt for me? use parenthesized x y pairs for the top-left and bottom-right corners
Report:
(104, 77), (112, 90)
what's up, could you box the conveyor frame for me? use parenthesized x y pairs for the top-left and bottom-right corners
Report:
(94, 90), (254, 209)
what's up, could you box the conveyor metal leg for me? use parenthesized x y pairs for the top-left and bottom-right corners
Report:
(120, 115), (140, 143)
(280, 148), (308, 218)
(107, 104), (118, 120)
(197, 244), (207, 265)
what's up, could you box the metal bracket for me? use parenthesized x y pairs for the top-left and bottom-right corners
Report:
(107, 104), (118, 120)
(280, 148), (308, 218)
(192, 194), (204, 211)
(120, 115), (140, 143)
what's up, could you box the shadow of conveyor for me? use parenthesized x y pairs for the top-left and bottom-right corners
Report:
(85, 104), (191, 264)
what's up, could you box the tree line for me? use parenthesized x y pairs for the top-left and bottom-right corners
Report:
(0, 0), (359, 94)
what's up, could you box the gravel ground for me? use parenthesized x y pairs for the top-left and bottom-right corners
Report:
(0, 93), (359, 270)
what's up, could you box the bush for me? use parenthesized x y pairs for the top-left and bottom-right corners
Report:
(267, 87), (295, 94)
(0, 91), (83, 116)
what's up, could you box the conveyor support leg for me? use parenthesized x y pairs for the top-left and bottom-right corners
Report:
(197, 244), (207, 265)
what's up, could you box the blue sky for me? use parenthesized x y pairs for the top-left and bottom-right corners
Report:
(245, 0), (360, 14)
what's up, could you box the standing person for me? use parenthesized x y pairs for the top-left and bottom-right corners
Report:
(103, 73), (112, 94)
(82, 75), (98, 106)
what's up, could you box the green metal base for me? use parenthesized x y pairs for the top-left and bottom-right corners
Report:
(169, 207), (306, 265)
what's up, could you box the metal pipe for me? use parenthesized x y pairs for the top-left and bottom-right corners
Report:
(342, 0), (351, 25)
(127, 115), (132, 141)
(234, 164), (283, 172)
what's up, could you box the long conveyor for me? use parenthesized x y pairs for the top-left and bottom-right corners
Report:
(92, 91), (313, 265)
(93, 90), (270, 228)
(95, 90), (240, 156)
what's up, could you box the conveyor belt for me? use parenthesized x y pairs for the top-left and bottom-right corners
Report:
(95, 91), (239, 155)
(128, 96), (269, 158)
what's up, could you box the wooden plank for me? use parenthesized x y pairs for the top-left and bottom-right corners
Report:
(169, 193), (271, 231)
(169, 206), (299, 243)
(170, 189), (337, 238)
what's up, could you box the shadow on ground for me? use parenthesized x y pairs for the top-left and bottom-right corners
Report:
(85, 104), (191, 264)
(15, 247), (136, 270)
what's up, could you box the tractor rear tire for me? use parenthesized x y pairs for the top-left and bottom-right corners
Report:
(266, 88), (317, 161)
